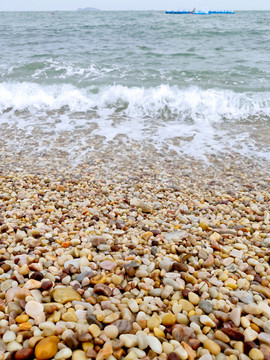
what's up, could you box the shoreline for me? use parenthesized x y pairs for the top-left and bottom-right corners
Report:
(1, 152), (270, 360)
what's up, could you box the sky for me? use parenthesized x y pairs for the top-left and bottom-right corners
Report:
(0, 0), (269, 11)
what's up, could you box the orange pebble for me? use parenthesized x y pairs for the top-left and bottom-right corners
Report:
(261, 278), (270, 287)
(250, 323), (260, 332)
(15, 314), (29, 323)
(113, 349), (124, 360)
(18, 322), (32, 331)
(62, 241), (71, 248)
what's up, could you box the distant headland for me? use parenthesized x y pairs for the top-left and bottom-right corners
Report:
(77, 7), (101, 12)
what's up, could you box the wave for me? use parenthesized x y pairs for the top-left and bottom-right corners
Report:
(0, 60), (121, 81)
(0, 82), (270, 122)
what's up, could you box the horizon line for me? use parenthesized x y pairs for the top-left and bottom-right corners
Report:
(0, 9), (269, 12)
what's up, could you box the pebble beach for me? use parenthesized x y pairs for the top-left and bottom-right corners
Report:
(1, 7), (270, 360)
(1, 148), (270, 360)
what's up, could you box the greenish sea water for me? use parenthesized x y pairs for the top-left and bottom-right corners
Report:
(0, 11), (270, 160)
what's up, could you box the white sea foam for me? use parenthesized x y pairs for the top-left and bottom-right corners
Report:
(29, 60), (121, 80)
(0, 82), (269, 119)
(0, 82), (270, 160)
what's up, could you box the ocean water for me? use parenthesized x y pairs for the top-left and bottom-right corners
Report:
(0, 11), (270, 163)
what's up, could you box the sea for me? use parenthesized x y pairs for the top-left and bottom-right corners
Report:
(0, 11), (270, 166)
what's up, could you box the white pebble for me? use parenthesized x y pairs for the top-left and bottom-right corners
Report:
(25, 300), (44, 318)
(3, 330), (16, 343)
(6, 341), (23, 352)
(200, 315), (215, 327)
(137, 331), (148, 350)
(104, 325), (119, 339)
(128, 299), (139, 313)
(147, 335), (162, 354)
(120, 334), (138, 348)
(55, 348), (73, 359)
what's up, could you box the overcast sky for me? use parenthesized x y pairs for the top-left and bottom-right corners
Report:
(0, 0), (269, 11)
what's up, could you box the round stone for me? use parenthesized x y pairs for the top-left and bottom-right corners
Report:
(200, 315), (215, 327)
(55, 348), (73, 360)
(88, 324), (101, 337)
(15, 348), (34, 360)
(111, 274), (121, 285)
(162, 313), (176, 326)
(71, 350), (87, 360)
(249, 349), (264, 360)
(25, 301), (44, 319)
(179, 299), (194, 312)
(188, 292), (200, 305)
(3, 330), (16, 343)
(104, 325), (118, 339)
(215, 330), (230, 343)
(198, 300), (213, 314)
(167, 353), (180, 360)
(35, 336), (59, 360)
(154, 328), (165, 337)
(203, 339), (221, 355)
(7, 342), (23, 352)
(16, 314), (29, 324)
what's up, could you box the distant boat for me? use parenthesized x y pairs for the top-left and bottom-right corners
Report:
(193, 10), (208, 15)
(208, 11), (235, 14)
(166, 8), (195, 14)
(165, 11), (193, 14)
(165, 9), (234, 15)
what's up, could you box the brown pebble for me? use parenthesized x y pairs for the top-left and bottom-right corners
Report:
(126, 267), (136, 277)
(1, 263), (11, 272)
(65, 333), (79, 349)
(93, 284), (112, 297)
(15, 348), (34, 360)
(41, 281), (53, 291)
(78, 331), (92, 342)
(182, 289), (190, 298)
(188, 338), (200, 350)
(172, 262), (188, 272)
(221, 327), (244, 341)
(167, 352), (180, 360)
(30, 272), (44, 281)
(86, 349), (97, 359)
